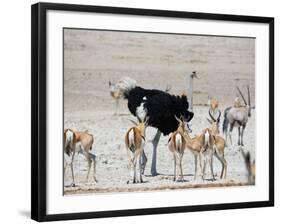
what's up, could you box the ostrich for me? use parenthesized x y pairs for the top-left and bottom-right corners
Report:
(111, 76), (194, 176)
(223, 85), (251, 146)
(109, 78), (171, 115)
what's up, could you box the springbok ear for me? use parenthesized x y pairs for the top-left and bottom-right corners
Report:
(181, 94), (187, 101)
(108, 81), (112, 86)
(180, 115), (185, 121)
(129, 119), (138, 126)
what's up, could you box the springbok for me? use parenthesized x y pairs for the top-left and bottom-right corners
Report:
(208, 96), (220, 121)
(223, 85), (251, 146)
(200, 128), (216, 181)
(125, 116), (149, 184)
(206, 110), (227, 179)
(240, 147), (255, 184)
(64, 129), (97, 186)
(180, 121), (205, 180)
(168, 116), (187, 182)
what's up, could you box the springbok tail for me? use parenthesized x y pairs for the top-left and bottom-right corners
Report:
(222, 107), (231, 134)
(204, 130), (210, 148)
(175, 133), (182, 153)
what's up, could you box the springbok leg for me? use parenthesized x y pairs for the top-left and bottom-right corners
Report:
(133, 155), (137, 184)
(139, 152), (143, 183)
(194, 154), (198, 180)
(180, 154), (184, 182)
(70, 151), (76, 186)
(86, 156), (92, 183)
(114, 99), (119, 115)
(151, 129), (161, 176)
(173, 154), (176, 181)
(209, 156), (215, 181)
(89, 154), (98, 183)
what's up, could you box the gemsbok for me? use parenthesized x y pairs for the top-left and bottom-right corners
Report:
(223, 85), (251, 146)
(125, 116), (149, 184)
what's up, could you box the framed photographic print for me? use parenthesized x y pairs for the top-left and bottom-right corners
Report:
(31, 2), (274, 222)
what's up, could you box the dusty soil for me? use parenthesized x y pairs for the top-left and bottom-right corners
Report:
(63, 29), (255, 195)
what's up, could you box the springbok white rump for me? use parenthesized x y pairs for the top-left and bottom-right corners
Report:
(125, 116), (149, 184)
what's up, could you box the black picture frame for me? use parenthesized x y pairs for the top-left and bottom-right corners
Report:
(31, 2), (274, 222)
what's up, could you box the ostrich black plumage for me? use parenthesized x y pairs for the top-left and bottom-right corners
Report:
(110, 77), (194, 176)
(125, 86), (194, 135)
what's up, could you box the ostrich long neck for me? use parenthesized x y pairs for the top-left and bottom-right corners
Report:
(188, 75), (194, 112)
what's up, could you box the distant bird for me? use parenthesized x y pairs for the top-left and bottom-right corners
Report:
(110, 77), (194, 176)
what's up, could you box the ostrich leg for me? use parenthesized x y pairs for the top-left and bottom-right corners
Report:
(114, 99), (119, 115)
(151, 129), (161, 176)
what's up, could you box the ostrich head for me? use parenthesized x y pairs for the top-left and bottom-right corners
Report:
(109, 77), (137, 99)
(190, 71), (198, 79)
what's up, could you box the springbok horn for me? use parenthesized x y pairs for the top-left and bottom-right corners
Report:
(208, 109), (216, 122)
(165, 85), (171, 93)
(236, 86), (247, 106)
(129, 119), (138, 126)
(217, 110), (221, 122)
(144, 116), (149, 126)
(174, 115), (182, 123)
(136, 114), (142, 122)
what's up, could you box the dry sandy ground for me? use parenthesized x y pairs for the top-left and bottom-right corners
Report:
(63, 29), (255, 195)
